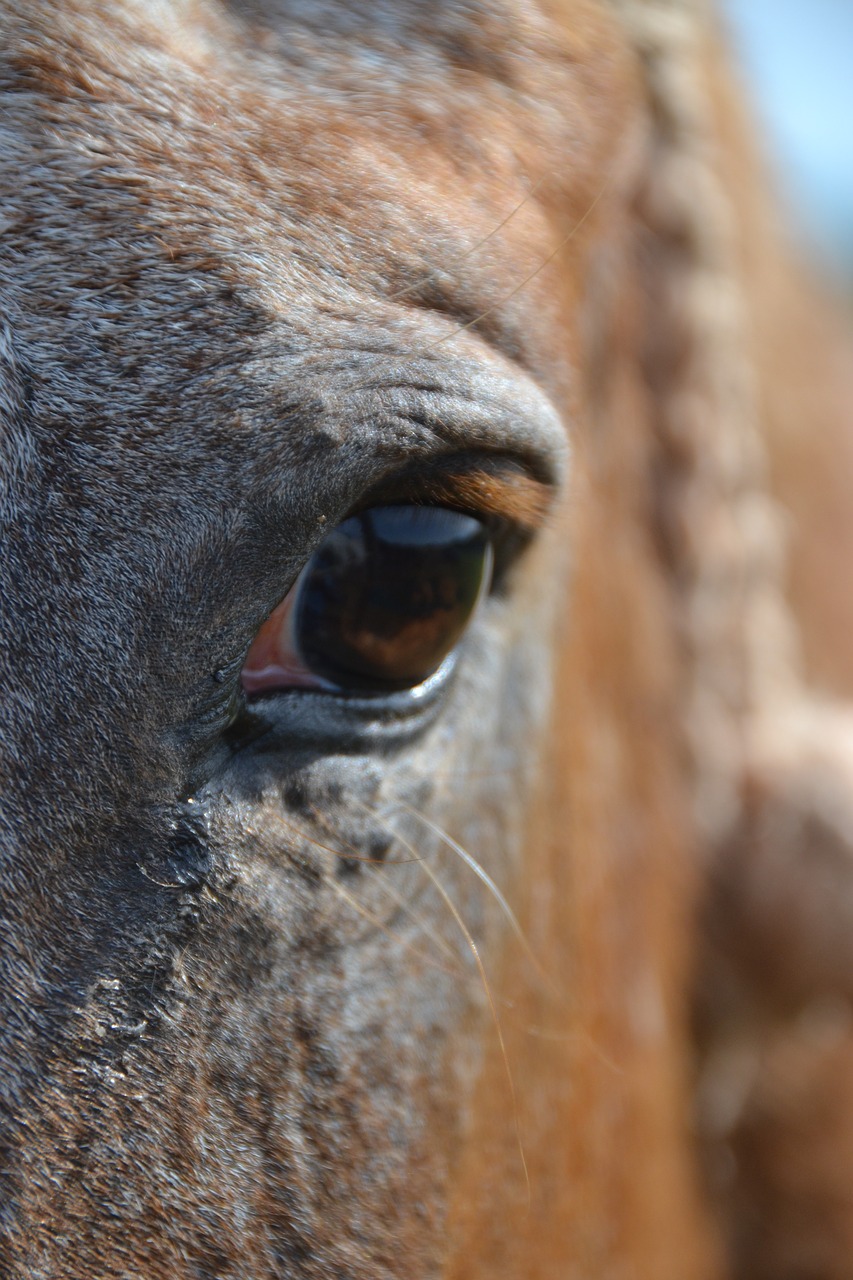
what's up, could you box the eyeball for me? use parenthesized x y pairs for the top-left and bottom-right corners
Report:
(241, 506), (493, 696)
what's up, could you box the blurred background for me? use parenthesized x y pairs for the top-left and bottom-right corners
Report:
(722, 0), (853, 282)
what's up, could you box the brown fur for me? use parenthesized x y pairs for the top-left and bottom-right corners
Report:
(1, 2), (851, 1277)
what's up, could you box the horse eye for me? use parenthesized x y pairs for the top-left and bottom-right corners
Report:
(241, 506), (494, 696)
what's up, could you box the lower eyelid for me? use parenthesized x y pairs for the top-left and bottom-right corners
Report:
(240, 662), (330, 695)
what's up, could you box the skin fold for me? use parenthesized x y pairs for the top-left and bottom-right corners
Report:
(1, 2), (852, 1277)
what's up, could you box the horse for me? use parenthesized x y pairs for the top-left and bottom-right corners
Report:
(2, 1), (852, 1276)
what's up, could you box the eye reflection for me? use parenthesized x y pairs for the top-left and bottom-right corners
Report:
(241, 506), (493, 697)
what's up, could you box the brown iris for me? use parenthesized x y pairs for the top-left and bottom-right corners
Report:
(241, 506), (493, 696)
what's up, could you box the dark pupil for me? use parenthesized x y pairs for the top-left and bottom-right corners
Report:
(295, 506), (492, 692)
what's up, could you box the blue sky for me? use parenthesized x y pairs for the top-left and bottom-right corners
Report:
(723, 0), (853, 273)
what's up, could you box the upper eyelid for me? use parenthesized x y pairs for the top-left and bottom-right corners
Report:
(233, 350), (569, 602)
(253, 343), (569, 483)
(417, 465), (554, 530)
(352, 457), (555, 533)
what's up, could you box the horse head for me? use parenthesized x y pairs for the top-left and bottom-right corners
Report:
(3, 3), (852, 1276)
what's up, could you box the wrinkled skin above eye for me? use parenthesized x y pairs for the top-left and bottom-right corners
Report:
(241, 506), (494, 696)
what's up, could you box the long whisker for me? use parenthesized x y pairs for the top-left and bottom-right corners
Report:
(261, 807), (463, 968)
(359, 799), (531, 1203)
(379, 810), (620, 1101)
(387, 803), (561, 1002)
(363, 806), (616, 1075)
(429, 172), (613, 349)
(324, 871), (464, 979)
(339, 169), (614, 398)
(274, 808), (420, 867)
(306, 803), (463, 968)
(361, 860), (463, 969)
(385, 176), (547, 303)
